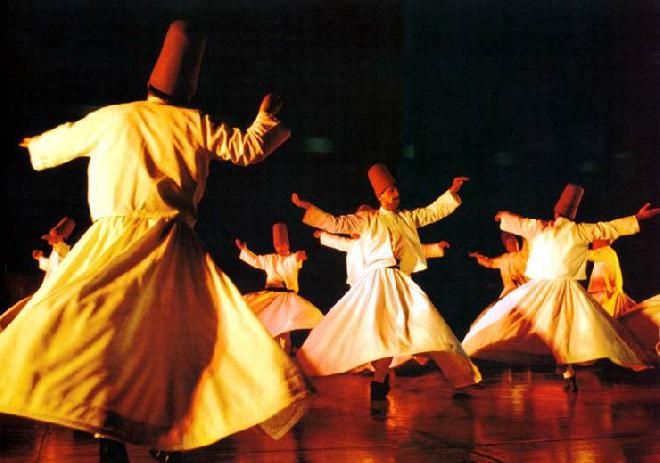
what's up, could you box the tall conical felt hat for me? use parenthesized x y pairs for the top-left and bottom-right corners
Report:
(42, 217), (76, 242)
(553, 184), (584, 220)
(148, 20), (206, 102)
(500, 232), (520, 252)
(367, 164), (396, 197)
(272, 223), (289, 248)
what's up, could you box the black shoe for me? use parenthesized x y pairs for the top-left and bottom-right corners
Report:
(99, 438), (130, 463)
(563, 376), (578, 392)
(370, 374), (390, 401)
(149, 449), (184, 462)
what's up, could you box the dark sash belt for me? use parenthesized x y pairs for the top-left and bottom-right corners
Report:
(266, 286), (293, 293)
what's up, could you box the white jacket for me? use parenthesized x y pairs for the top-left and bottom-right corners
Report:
(500, 214), (639, 280)
(305, 191), (460, 276)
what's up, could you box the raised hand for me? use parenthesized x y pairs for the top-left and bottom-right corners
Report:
(635, 203), (660, 221)
(296, 251), (308, 262)
(234, 239), (246, 251)
(259, 93), (284, 116)
(448, 176), (470, 194)
(468, 251), (490, 267)
(32, 249), (44, 260)
(291, 193), (312, 210)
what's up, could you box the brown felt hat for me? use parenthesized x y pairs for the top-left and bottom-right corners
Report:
(553, 184), (584, 220)
(367, 164), (396, 197)
(148, 20), (206, 102)
(272, 223), (289, 248)
(42, 217), (75, 243)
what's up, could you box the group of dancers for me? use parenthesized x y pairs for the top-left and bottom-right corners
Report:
(236, 167), (658, 398)
(1, 19), (658, 463)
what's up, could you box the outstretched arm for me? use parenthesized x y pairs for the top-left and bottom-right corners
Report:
(292, 193), (366, 235)
(291, 193), (313, 210)
(468, 251), (496, 268)
(495, 210), (546, 240)
(235, 239), (264, 269)
(20, 109), (106, 171)
(206, 93), (291, 166)
(572, 204), (656, 243)
(315, 230), (355, 252)
(406, 178), (468, 228)
(423, 241), (450, 259)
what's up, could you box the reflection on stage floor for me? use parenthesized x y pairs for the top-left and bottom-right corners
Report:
(1, 362), (658, 462)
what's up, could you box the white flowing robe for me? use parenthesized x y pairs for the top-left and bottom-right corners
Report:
(618, 294), (659, 361)
(39, 242), (71, 284)
(239, 248), (323, 336)
(296, 192), (482, 389)
(587, 246), (636, 317)
(0, 97), (311, 450)
(462, 214), (652, 369)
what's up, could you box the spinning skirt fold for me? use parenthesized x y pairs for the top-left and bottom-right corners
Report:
(0, 217), (312, 450)
(296, 268), (480, 388)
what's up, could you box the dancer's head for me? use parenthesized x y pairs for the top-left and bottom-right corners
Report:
(42, 217), (76, 245)
(368, 164), (399, 211)
(553, 184), (584, 220)
(148, 20), (207, 105)
(272, 223), (290, 256)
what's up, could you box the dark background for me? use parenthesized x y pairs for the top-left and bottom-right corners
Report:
(4, 0), (659, 337)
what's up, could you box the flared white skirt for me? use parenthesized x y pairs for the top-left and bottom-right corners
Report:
(296, 268), (480, 388)
(462, 278), (653, 369)
(590, 290), (637, 318)
(244, 291), (324, 337)
(618, 294), (659, 361)
(0, 217), (311, 450)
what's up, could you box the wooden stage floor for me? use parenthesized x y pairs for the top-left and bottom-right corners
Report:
(1, 363), (658, 462)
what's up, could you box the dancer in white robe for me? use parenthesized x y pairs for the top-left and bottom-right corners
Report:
(317, 226), (450, 289)
(292, 164), (481, 400)
(462, 184), (658, 391)
(317, 225), (451, 370)
(586, 239), (637, 317)
(0, 20), (311, 463)
(235, 223), (324, 354)
(1, 217), (76, 330)
(35, 217), (76, 284)
(466, 233), (530, 340)
(469, 232), (529, 299)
